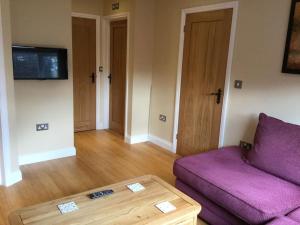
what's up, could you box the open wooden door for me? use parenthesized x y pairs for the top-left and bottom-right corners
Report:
(177, 9), (233, 156)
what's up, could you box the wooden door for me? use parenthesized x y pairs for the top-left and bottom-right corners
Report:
(177, 9), (233, 156)
(109, 20), (127, 135)
(72, 17), (96, 132)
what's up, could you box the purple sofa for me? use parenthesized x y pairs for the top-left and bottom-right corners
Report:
(174, 113), (300, 225)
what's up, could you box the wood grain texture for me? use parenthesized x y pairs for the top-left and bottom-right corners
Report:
(177, 9), (233, 156)
(0, 131), (168, 224)
(9, 175), (201, 225)
(109, 20), (127, 135)
(73, 17), (97, 132)
(0, 131), (206, 225)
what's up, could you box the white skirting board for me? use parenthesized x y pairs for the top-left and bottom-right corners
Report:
(4, 170), (22, 187)
(19, 147), (76, 166)
(18, 135), (173, 166)
(125, 134), (175, 153)
(148, 134), (175, 153)
(125, 134), (149, 144)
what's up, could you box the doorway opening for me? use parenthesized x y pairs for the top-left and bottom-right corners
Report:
(109, 19), (127, 136)
(101, 14), (129, 139)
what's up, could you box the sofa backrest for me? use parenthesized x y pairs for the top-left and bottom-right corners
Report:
(247, 113), (300, 186)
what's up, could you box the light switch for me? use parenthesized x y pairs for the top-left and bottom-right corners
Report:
(234, 80), (243, 89)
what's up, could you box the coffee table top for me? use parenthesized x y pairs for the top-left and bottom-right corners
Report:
(9, 175), (201, 225)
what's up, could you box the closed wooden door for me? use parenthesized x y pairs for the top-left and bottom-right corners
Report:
(72, 17), (96, 132)
(109, 20), (127, 135)
(177, 9), (233, 156)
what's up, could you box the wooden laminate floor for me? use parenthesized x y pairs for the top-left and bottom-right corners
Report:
(0, 130), (207, 225)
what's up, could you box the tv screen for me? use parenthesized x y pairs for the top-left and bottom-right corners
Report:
(12, 46), (68, 80)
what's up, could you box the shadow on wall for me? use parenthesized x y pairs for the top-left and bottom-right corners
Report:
(241, 114), (259, 144)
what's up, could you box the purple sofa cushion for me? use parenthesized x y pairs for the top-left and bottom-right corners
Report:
(247, 113), (300, 185)
(266, 217), (300, 225)
(288, 208), (300, 223)
(174, 147), (300, 224)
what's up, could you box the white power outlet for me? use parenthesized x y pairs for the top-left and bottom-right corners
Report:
(159, 114), (167, 122)
(36, 123), (49, 131)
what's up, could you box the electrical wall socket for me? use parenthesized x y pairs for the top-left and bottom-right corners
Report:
(36, 123), (49, 131)
(159, 114), (167, 122)
(240, 141), (252, 150)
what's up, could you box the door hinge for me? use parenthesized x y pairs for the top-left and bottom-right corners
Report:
(99, 66), (103, 72)
(176, 133), (178, 139)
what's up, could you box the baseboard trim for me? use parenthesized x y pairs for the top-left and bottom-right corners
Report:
(19, 147), (76, 166)
(125, 135), (131, 144)
(96, 122), (102, 130)
(125, 134), (149, 144)
(125, 134), (175, 152)
(4, 170), (22, 187)
(96, 122), (107, 130)
(148, 134), (175, 153)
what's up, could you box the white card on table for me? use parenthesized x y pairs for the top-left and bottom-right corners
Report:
(57, 201), (79, 214)
(155, 201), (176, 214)
(127, 183), (145, 192)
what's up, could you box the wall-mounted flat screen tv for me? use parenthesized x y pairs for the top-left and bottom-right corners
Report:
(12, 46), (68, 80)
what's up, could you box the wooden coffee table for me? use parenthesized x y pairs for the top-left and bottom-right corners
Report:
(9, 175), (201, 225)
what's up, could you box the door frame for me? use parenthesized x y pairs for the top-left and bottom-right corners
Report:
(0, 4), (22, 186)
(101, 13), (130, 139)
(72, 12), (101, 130)
(172, 2), (239, 152)
(0, 43), (10, 186)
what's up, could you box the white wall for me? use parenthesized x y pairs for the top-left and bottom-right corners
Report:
(7, 0), (298, 167)
(224, 0), (297, 145)
(130, 0), (154, 137)
(149, 0), (299, 148)
(103, 0), (155, 139)
(0, 0), (21, 185)
(0, 118), (2, 183)
(11, 0), (75, 161)
(72, 0), (103, 15)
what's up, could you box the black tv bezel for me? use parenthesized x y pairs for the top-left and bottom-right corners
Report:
(12, 45), (69, 80)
